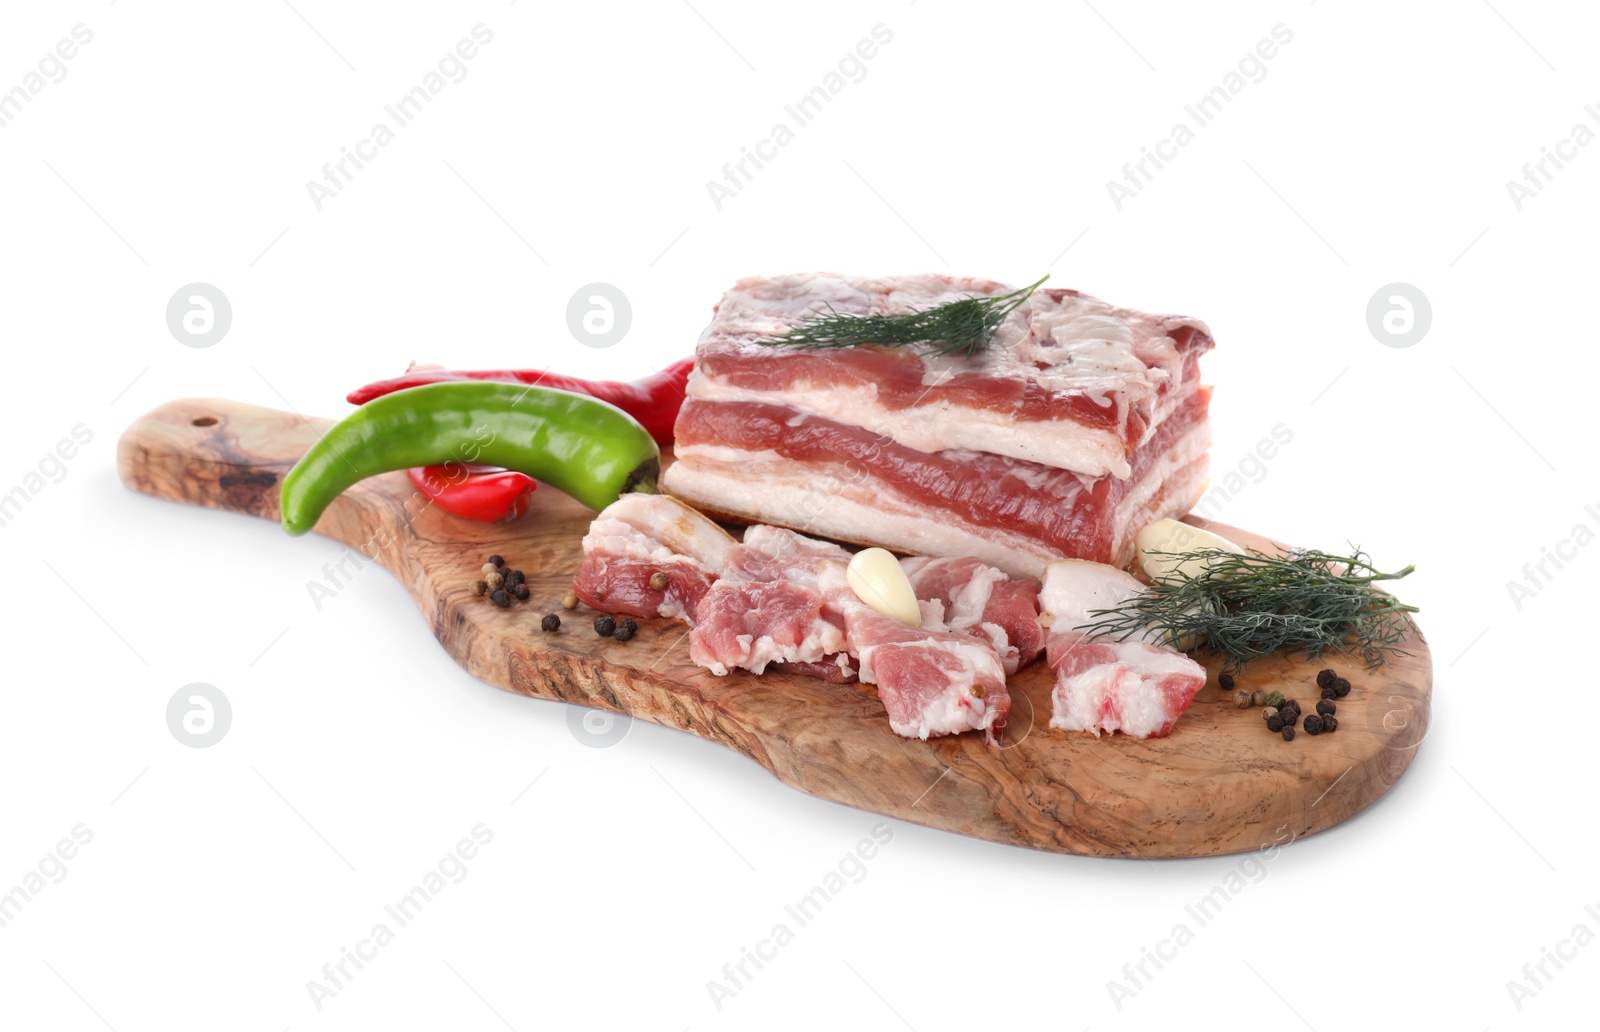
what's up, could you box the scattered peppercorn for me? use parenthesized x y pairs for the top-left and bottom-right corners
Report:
(1267, 714), (1286, 732)
(1233, 689), (1252, 709)
(1263, 691), (1286, 709)
(1322, 715), (1339, 733)
(1251, 689), (1266, 707)
(1281, 700), (1302, 720)
(489, 588), (511, 608)
(472, 580), (488, 597)
(1219, 672), (1236, 691)
(489, 555), (504, 567)
(513, 584), (530, 601)
(1316, 668), (1336, 690)
(1316, 699), (1337, 717)
(1321, 687), (1337, 701)
(613, 618), (638, 642)
(1262, 706), (1279, 721)
(561, 590), (578, 610)
(486, 570), (505, 590)
(648, 572), (668, 591)
(541, 613), (560, 632)
(1282, 726), (1296, 741)
(505, 569), (524, 587)
(1332, 677), (1352, 698)
(594, 614), (616, 637)
(1303, 714), (1324, 735)
(481, 562), (498, 578)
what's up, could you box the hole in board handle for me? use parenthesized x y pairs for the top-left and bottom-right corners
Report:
(192, 416), (218, 427)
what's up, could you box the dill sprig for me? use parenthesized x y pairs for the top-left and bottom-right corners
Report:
(1076, 547), (1420, 672)
(758, 276), (1049, 358)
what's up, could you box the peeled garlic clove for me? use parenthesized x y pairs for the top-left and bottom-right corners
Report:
(846, 547), (921, 627)
(1136, 518), (1244, 585)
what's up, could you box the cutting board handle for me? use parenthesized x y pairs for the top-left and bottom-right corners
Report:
(117, 397), (410, 557)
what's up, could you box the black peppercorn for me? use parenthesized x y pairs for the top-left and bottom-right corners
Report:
(1282, 726), (1296, 741)
(489, 588), (511, 608)
(541, 613), (560, 632)
(1332, 676), (1352, 698)
(593, 614), (616, 637)
(1322, 715), (1338, 733)
(506, 569), (524, 587)
(1321, 688), (1337, 701)
(1316, 699), (1336, 717)
(613, 618), (638, 642)
(1303, 714), (1324, 735)
(1218, 672), (1236, 690)
(1267, 714), (1286, 732)
(1316, 668), (1336, 690)
(513, 584), (530, 601)
(488, 554), (505, 567)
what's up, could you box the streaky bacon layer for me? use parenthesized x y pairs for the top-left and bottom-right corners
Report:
(665, 387), (1209, 577)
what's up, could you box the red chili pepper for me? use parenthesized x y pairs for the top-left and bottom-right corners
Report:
(347, 357), (694, 447)
(408, 464), (537, 523)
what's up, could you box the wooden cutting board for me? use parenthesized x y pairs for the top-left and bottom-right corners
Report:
(118, 398), (1432, 859)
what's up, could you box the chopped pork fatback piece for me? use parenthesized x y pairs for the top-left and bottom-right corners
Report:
(688, 525), (853, 674)
(661, 273), (1213, 577)
(688, 579), (847, 676)
(815, 562), (1010, 743)
(1039, 559), (1205, 738)
(578, 499), (1025, 743)
(900, 555), (1044, 674)
(572, 495), (734, 621)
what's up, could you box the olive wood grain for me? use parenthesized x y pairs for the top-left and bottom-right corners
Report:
(117, 398), (1432, 858)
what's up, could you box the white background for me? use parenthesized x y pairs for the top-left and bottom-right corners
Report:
(0, 1), (1592, 1029)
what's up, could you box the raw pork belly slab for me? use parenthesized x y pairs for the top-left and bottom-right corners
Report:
(681, 274), (1211, 477)
(661, 273), (1214, 577)
(1039, 559), (1205, 739)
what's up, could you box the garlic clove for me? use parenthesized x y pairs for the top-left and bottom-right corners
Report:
(1136, 518), (1244, 585)
(846, 547), (922, 627)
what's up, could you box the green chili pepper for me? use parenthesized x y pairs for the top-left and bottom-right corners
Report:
(279, 382), (659, 536)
